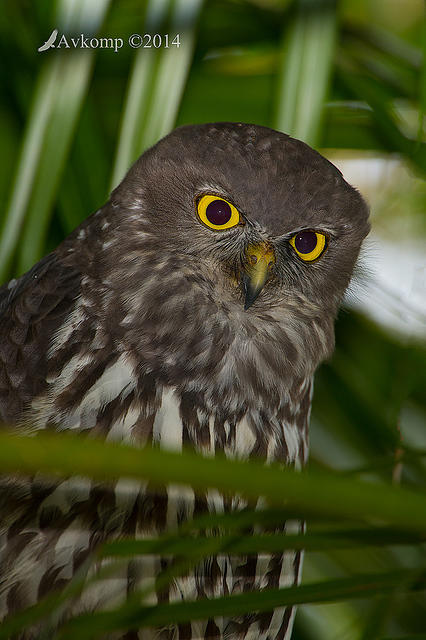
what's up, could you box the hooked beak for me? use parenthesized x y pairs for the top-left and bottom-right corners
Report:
(241, 241), (276, 310)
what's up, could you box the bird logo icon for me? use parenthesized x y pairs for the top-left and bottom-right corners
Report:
(38, 29), (58, 52)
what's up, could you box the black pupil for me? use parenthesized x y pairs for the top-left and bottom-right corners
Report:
(294, 231), (317, 254)
(205, 199), (232, 226)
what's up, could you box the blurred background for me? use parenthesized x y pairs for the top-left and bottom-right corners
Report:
(0, 0), (425, 638)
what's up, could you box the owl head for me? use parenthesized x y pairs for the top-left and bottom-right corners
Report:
(111, 122), (369, 310)
(88, 123), (369, 393)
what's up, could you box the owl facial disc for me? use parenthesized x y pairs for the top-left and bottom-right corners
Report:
(242, 242), (276, 310)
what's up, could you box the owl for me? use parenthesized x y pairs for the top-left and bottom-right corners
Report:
(0, 123), (369, 639)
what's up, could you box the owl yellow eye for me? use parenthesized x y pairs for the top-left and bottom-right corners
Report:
(290, 230), (327, 262)
(197, 195), (241, 230)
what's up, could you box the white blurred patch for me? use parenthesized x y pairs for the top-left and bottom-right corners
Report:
(346, 233), (425, 341)
(331, 154), (425, 343)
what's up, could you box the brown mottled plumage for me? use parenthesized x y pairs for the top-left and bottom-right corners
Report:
(0, 123), (369, 639)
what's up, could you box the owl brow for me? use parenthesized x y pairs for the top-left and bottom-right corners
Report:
(278, 227), (331, 240)
(194, 189), (237, 206)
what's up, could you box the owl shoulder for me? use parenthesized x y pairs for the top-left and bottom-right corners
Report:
(0, 252), (82, 424)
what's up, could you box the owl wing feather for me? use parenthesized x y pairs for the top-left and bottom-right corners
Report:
(0, 253), (82, 424)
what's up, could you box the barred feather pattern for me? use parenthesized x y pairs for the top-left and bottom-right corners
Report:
(0, 250), (314, 639)
(0, 371), (311, 639)
(0, 122), (370, 639)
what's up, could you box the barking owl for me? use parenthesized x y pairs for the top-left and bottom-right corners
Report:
(0, 123), (369, 639)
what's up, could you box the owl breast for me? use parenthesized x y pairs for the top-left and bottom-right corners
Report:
(143, 385), (308, 640)
(2, 344), (311, 639)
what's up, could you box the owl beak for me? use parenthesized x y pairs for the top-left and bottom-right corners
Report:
(242, 242), (276, 310)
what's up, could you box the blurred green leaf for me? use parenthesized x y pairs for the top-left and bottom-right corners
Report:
(337, 69), (426, 173)
(0, 0), (112, 281)
(274, 0), (337, 145)
(380, 637), (426, 640)
(110, 0), (204, 189)
(2, 431), (426, 531)
(361, 595), (394, 640)
(101, 527), (425, 559)
(58, 569), (426, 639)
(420, 10), (426, 142)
